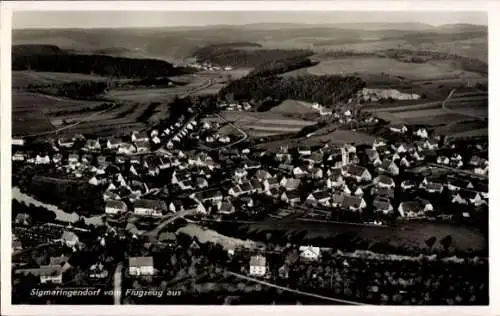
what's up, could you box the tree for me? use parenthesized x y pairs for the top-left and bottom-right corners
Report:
(440, 235), (452, 252)
(425, 236), (437, 250)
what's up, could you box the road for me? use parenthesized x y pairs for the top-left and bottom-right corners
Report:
(199, 112), (248, 151)
(441, 89), (487, 120)
(113, 262), (123, 305)
(226, 271), (368, 305)
(141, 208), (197, 240)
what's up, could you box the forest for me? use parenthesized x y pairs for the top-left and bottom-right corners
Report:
(12, 49), (194, 78)
(193, 46), (313, 68)
(219, 74), (366, 108)
(249, 56), (319, 77)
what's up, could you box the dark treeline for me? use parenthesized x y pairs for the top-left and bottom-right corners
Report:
(219, 75), (365, 108)
(50, 103), (115, 117)
(26, 81), (108, 100)
(12, 44), (65, 56)
(249, 56), (319, 77)
(381, 49), (488, 75)
(194, 47), (314, 68)
(13, 52), (193, 78)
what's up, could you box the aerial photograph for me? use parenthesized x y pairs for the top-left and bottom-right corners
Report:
(9, 10), (488, 305)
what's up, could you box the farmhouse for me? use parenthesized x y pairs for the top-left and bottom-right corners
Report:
(135, 140), (150, 153)
(129, 256), (154, 276)
(378, 159), (399, 176)
(398, 200), (433, 218)
(299, 246), (321, 260)
(342, 165), (372, 182)
(306, 190), (331, 207)
(373, 196), (394, 214)
(12, 151), (25, 162)
(58, 137), (74, 148)
(12, 138), (25, 146)
(249, 255), (267, 277)
(85, 139), (101, 151)
(118, 143), (136, 155)
(389, 124), (408, 134)
(131, 131), (149, 143)
(105, 200), (127, 215)
(280, 177), (301, 191)
(281, 191), (302, 205)
(415, 128), (429, 139)
(437, 156), (450, 165)
(374, 175), (396, 189)
(61, 231), (79, 248)
(196, 190), (223, 203)
(133, 199), (166, 217)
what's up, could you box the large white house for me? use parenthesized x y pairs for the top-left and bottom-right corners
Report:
(249, 255), (267, 277)
(129, 256), (154, 276)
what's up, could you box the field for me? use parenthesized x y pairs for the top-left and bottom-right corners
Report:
(288, 56), (484, 81)
(220, 111), (316, 138)
(209, 220), (486, 255)
(269, 99), (317, 115)
(12, 70), (108, 89)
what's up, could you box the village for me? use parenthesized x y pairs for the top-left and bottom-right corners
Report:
(11, 95), (489, 304)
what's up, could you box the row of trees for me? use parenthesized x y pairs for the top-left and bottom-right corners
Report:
(219, 75), (365, 108)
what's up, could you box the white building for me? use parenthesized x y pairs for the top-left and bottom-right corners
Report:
(249, 255), (267, 277)
(299, 246), (321, 260)
(129, 256), (154, 276)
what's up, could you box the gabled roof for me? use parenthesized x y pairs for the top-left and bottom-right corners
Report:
(374, 175), (394, 185)
(312, 190), (331, 200)
(342, 195), (363, 209)
(345, 165), (368, 177)
(129, 256), (153, 267)
(380, 159), (396, 169)
(106, 200), (126, 209)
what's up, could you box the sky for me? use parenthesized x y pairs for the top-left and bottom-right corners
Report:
(12, 11), (488, 29)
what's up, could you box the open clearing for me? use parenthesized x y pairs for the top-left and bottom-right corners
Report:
(221, 111), (315, 138)
(210, 220), (486, 255)
(269, 99), (317, 115)
(292, 56), (484, 81)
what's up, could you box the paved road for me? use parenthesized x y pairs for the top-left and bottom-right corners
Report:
(113, 262), (123, 305)
(428, 162), (487, 180)
(227, 271), (368, 305)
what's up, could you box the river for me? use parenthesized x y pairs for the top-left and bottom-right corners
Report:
(12, 187), (104, 226)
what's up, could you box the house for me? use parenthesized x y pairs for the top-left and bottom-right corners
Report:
(263, 177), (280, 191)
(374, 175), (395, 189)
(244, 161), (261, 170)
(415, 128), (429, 139)
(311, 167), (324, 179)
(135, 140), (150, 153)
(293, 166), (309, 178)
(419, 178), (444, 194)
(118, 143), (136, 155)
(458, 190), (484, 206)
(306, 190), (331, 207)
(228, 185), (243, 197)
(280, 178), (301, 191)
(89, 262), (109, 279)
(61, 231), (79, 248)
(15, 213), (32, 226)
(85, 139), (101, 151)
(474, 165), (488, 176)
(49, 255), (68, 266)
(365, 149), (380, 163)
(451, 192), (468, 205)
(297, 145), (312, 156)
(413, 151), (425, 162)
(249, 255), (267, 277)
(35, 154), (51, 165)
(131, 131), (149, 143)
(40, 265), (63, 284)
(57, 137), (74, 148)
(234, 168), (248, 179)
(129, 256), (154, 276)
(250, 179), (263, 193)
(372, 138), (386, 149)
(196, 177), (209, 189)
(401, 180), (417, 191)
(240, 181), (254, 195)
(389, 124), (408, 134)
(371, 186), (395, 199)
(107, 138), (124, 149)
(255, 170), (272, 182)
(447, 177), (473, 191)
(299, 246), (321, 260)
(12, 151), (26, 162)
(378, 159), (399, 176)
(423, 140), (439, 150)
(133, 199), (166, 217)
(159, 231), (177, 246)
(217, 200), (236, 215)
(437, 156), (450, 165)
(373, 196), (393, 214)
(342, 165), (372, 182)
(341, 195), (367, 212)
(196, 190), (223, 203)
(281, 191), (302, 205)
(400, 157), (411, 168)
(398, 200), (433, 218)
(306, 152), (324, 165)
(469, 155), (486, 167)
(89, 173), (107, 186)
(392, 143), (409, 154)
(105, 200), (127, 215)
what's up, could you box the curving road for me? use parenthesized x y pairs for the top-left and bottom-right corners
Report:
(441, 89), (487, 120)
(113, 262), (123, 305)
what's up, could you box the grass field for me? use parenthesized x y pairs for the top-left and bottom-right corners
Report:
(12, 71), (108, 89)
(294, 56), (484, 81)
(211, 220), (486, 255)
(221, 111), (316, 138)
(269, 99), (317, 115)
